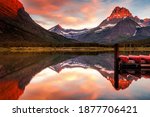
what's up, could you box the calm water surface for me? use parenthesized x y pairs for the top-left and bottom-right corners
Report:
(0, 52), (150, 100)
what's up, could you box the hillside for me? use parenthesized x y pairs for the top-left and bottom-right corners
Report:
(0, 0), (74, 47)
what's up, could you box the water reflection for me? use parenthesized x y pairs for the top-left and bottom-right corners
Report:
(0, 52), (150, 100)
(0, 53), (75, 99)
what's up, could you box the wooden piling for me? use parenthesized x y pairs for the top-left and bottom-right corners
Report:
(114, 44), (119, 89)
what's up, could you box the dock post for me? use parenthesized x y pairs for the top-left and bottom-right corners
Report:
(114, 44), (119, 89)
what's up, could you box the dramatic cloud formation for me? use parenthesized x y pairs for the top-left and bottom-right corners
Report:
(21, 0), (102, 29)
(20, 0), (150, 29)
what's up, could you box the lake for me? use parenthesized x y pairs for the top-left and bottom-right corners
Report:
(0, 51), (150, 100)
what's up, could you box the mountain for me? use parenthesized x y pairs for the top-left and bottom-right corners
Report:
(77, 18), (140, 43)
(49, 24), (89, 39)
(100, 7), (150, 28)
(0, 0), (73, 47)
(130, 26), (150, 40)
(102, 18), (140, 43)
(143, 18), (150, 27)
(99, 6), (133, 28)
(51, 53), (114, 72)
(49, 6), (150, 44)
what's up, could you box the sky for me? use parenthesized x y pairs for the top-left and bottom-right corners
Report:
(20, 0), (150, 29)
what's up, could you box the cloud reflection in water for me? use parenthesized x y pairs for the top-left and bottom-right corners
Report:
(19, 67), (150, 100)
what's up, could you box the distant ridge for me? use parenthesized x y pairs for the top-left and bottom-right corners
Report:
(49, 6), (150, 44)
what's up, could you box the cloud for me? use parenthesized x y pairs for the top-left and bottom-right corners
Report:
(20, 67), (104, 100)
(20, 0), (136, 29)
(20, 0), (102, 29)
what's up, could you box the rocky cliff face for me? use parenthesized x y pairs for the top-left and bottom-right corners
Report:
(108, 6), (133, 20)
(0, 0), (23, 18)
(99, 6), (135, 28)
(0, 0), (73, 46)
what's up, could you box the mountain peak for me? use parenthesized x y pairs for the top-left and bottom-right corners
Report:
(49, 24), (63, 32)
(108, 6), (133, 20)
(0, 0), (23, 18)
(55, 24), (63, 29)
(144, 18), (150, 22)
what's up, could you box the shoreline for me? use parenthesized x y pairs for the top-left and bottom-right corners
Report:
(0, 47), (150, 53)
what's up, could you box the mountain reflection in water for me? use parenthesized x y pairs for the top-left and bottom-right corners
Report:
(0, 52), (150, 100)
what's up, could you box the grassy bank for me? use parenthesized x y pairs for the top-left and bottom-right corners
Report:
(0, 47), (113, 53)
(0, 47), (150, 53)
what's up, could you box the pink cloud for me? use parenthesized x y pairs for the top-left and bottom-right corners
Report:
(20, 0), (101, 29)
(20, 0), (134, 29)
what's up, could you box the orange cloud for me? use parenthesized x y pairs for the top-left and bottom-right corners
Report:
(20, 0), (134, 29)
(20, 0), (101, 29)
(19, 68), (104, 100)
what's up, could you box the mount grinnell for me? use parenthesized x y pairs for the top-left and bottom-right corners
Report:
(50, 7), (150, 44)
(0, 0), (74, 47)
(0, 0), (149, 46)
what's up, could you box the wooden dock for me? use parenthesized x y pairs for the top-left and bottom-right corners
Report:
(118, 55), (150, 75)
(113, 44), (150, 89)
(119, 55), (150, 67)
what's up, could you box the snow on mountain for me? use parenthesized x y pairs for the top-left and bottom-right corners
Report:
(48, 6), (150, 43)
(133, 30), (137, 36)
(49, 24), (89, 39)
(50, 53), (114, 73)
